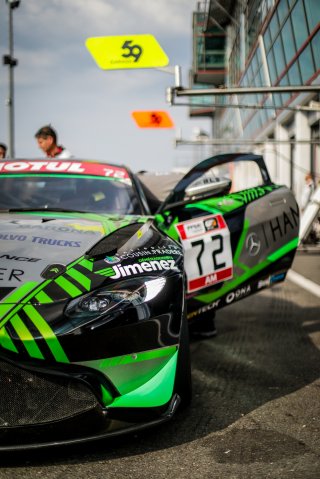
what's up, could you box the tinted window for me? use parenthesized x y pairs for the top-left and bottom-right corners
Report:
(0, 175), (142, 215)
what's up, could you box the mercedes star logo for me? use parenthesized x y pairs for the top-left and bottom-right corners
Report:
(246, 232), (261, 256)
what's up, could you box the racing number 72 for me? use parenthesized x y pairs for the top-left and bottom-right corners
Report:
(191, 234), (226, 275)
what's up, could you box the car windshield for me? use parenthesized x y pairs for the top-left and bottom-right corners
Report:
(0, 175), (142, 215)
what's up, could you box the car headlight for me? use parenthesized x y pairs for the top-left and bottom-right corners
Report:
(63, 277), (166, 332)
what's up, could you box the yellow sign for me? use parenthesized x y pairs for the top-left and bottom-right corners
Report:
(86, 34), (169, 70)
(132, 111), (174, 128)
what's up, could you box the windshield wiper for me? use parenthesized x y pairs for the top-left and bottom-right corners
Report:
(6, 207), (90, 214)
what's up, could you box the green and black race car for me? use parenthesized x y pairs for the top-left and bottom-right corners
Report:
(0, 153), (299, 450)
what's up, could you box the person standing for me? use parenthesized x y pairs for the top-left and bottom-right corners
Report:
(300, 172), (315, 212)
(35, 125), (73, 159)
(0, 143), (7, 159)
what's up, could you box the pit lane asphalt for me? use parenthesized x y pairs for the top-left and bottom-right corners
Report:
(0, 249), (319, 479)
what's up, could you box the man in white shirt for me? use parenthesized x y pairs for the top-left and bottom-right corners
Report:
(35, 125), (73, 159)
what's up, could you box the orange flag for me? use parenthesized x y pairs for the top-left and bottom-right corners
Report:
(132, 111), (174, 128)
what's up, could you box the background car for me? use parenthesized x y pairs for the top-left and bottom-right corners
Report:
(0, 153), (299, 450)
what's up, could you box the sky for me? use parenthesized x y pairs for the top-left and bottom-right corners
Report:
(0, 0), (212, 172)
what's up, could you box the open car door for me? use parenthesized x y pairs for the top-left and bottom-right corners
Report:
(154, 153), (300, 321)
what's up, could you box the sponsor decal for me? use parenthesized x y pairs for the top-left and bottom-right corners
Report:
(225, 285), (251, 304)
(183, 221), (205, 239)
(11, 222), (101, 235)
(246, 232), (261, 257)
(204, 217), (219, 231)
(0, 161), (129, 179)
(187, 299), (221, 319)
(68, 223), (104, 234)
(176, 215), (226, 241)
(115, 246), (182, 261)
(225, 185), (277, 206)
(138, 255), (173, 262)
(41, 263), (67, 280)
(257, 277), (271, 289)
(0, 254), (40, 262)
(263, 205), (299, 245)
(104, 255), (121, 264)
(0, 268), (24, 282)
(0, 234), (27, 241)
(189, 268), (233, 292)
(97, 259), (177, 279)
(270, 272), (286, 283)
(217, 198), (234, 206)
(176, 214), (233, 293)
(31, 237), (81, 247)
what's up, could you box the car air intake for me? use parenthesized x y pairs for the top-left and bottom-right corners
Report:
(0, 360), (98, 427)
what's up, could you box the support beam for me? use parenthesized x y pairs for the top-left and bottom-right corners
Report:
(171, 85), (320, 97)
(175, 138), (320, 146)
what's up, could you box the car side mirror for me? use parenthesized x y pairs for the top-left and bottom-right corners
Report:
(185, 177), (232, 199)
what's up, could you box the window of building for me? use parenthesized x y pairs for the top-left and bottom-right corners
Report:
(264, 28), (272, 52)
(291, 0), (309, 50)
(273, 93), (282, 108)
(277, 0), (289, 26)
(304, 0), (320, 33)
(252, 51), (259, 75)
(269, 12), (279, 42)
(288, 61), (302, 84)
(299, 44), (316, 82)
(279, 74), (291, 103)
(311, 30), (320, 69)
(267, 49), (278, 83)
(281, 17), (296, 64)
(273, 36), (286, 77)
(247, 64), (254, 85)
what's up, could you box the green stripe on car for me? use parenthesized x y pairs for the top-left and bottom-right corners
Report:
(23, 305), (69, 363)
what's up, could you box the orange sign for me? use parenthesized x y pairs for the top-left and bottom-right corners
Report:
(132, 111), (174, 128)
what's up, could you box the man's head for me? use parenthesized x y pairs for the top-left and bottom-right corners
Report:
(305, 173), (313, 184)
(35, 125), (58, 156)
(0, 143), (7, 159)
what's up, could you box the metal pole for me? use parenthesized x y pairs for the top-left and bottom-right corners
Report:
(173, 85), (320, 97)
(8, 2), (15, 158)
(3, 1), (20, 159)
(175, 138), (320, 146)
(174, 65), (182, 88)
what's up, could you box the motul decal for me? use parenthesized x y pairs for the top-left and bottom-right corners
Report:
(0, 161), (129, 179)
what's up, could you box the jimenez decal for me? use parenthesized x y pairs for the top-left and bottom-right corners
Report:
(176, 214), (233, 293)
(97, 259), (177, 279)
(0, 161), (129, 180)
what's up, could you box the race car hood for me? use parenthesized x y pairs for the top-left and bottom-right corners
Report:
(0, 212), (150, 300)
